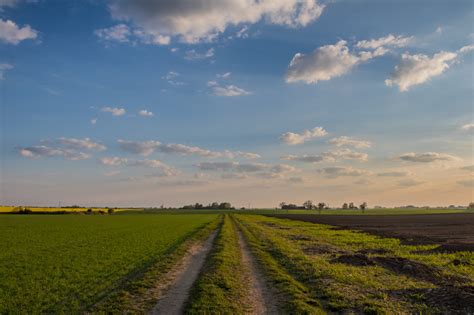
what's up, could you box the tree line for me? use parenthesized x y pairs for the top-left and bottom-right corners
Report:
(279, 201), (367, 211)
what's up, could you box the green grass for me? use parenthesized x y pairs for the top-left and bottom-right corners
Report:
(234, 214), (474, 313)
(185, 215), (248, 314)
(234, 216), (325, 314)
(0, 214), (218, 313)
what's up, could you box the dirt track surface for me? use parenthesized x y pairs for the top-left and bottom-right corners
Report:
(236, 228), (279, 315)
(268, 213), (474, 250)
(150, 230), (217, 315)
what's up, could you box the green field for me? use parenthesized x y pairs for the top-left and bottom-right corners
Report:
(1, 212), (472, 314)
(0, 214), (218, 313)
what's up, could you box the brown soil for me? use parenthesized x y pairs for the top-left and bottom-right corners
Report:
(331, 253), (375, 266)
(390, 286), (474, 314)
(302, 243), (347, 255)
(236, 227), (280, 315)
(269, 213), (474, 250)
(149, 230), (218, 315)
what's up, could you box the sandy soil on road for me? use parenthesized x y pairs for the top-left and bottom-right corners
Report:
(150, 230), (218, 315)
(236, 227), (280, 315)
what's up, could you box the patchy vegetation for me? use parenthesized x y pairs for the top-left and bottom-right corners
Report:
(234, 214), (474, 313)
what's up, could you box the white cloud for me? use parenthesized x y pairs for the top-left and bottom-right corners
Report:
(0, 18), (37, 45)
(377, 170), (413, 177)
(221, 173), (248, 180)
(0, 63), (13, 80)
(286, 40), (360, 84)
(328, 136), (371, 149)
(99, 157), (177, 176)
(398, 152), (460, 163)
(184, 48), (214, 60)
(18, 146), (91, 160)
(195, 161), (296, 175)
(91, 118), (98, 125)
(398, 178), (425, 187)
(385, 51), (457, 92)
(385, 45), (474, 92)
(18, 137), (106, 161)
(280, 126), (327, 145)
(138, 109), (154, 117)
(118, 139), (161, 156)
(101, 106), (126, 116)
(107, 0), (325, 44)
(461, 123), (474, 131)
(158, 143), (221, 157)
(282, 148), (368, 163)
(162, 71), (184, 86)
(233, 151), (261, 159)
(217, 72), (231, 79)
(57, 137), (106, 151)
(95, 24), (131, 43)
(356, 34), (413, 50)
(317, 166), (371, 178)
(94, 23), (170, 45)
(286, 34), (415, 84)
(459, 44), (474, 54)
(212, 84), (250, 96)
(117, 139), (259, 159)
(98, 156), (128, 166)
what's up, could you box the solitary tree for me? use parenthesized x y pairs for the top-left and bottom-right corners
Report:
(279, 202), (287, 209)
(303, 200), (314, 210)
(107, 208), (114, 215)
(342, 203), (348, 210)
(360, 202), (367, 213)
(469, 202), (474, 209)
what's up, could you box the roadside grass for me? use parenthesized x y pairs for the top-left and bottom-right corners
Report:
(234, 214), (467, 313)
(185, 215), (249, 314)
(91, 215), (222, 313)
(0, 214), (219, 313)
(234, 216), (325, 314)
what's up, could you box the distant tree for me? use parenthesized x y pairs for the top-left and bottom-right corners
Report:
(194, 203), (204, 209)
(86, 208), (93, 215)
(303, 200), (314, 210)
(219, 202), (232, 209)
(279, 202), (287, 209)
(469, 202), (474, 209)
(349, 202), (357, 209)
(342, 203), (348, 210)
(317, 202), (326, 210)
(210, 202), (220, 209)
(360, 202), (367, 214)
(107, 208), (114, 215)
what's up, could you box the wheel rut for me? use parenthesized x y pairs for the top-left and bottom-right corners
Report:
(150, 230), (218, 315)
(236, 223), (280, 315)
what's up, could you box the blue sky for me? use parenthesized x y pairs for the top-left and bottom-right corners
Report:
(1, 0), (473, 207)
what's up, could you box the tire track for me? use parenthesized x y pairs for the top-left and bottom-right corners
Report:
(235, 222), (280, 315)
(149, 230), (218, 315)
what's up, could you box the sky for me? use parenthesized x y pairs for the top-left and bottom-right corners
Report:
(0, 0), (473, 208)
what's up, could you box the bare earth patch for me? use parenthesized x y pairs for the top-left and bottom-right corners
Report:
(150, 230), (218, 315)
(236, 227), (280, 315)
